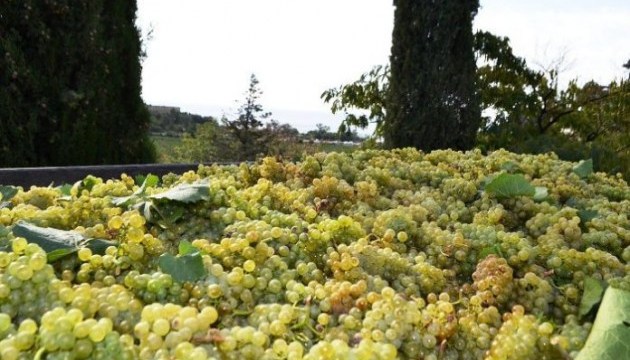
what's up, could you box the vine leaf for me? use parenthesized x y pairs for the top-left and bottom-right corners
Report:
(12, 222), (116, 262)
(150, 180), (210, 203)
(484, 173), (535, 198)
(579, 277), (605, 318)
(573, 159), (593, 179)
(576, 287), (630, 360)
(178, 240), (197, 256)
(158, 252), (205, 282)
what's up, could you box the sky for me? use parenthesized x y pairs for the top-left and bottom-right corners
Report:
(136, 0), (630, 133)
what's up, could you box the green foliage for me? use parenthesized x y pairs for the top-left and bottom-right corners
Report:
(148, 106), (214, 137)
(157, 252), (206, 283)
(173, 75), (315, 163)
(579, 277), (605, 318)
(576, 287), (630, 360)
(112, 178), (210, 224)
(223, 74), (273, 161)
(484, 173), (536, 199)
(0, 0), (155, 166)
(321, 66), (389, 137)
(150, 180), (210, 203)
(322, 29), (629, 179)
(12, 221), (116, 261)
(384, 0), (481, 151)
(573, 159), (594, 179)
(173, 120), (241, 163)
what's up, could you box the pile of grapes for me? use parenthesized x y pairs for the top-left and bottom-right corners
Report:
(0, 148), (629, 360)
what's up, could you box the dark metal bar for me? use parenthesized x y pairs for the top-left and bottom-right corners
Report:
(0, 163), (228, 188)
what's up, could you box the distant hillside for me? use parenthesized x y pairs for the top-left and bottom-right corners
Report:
(147, 105), (215, 136)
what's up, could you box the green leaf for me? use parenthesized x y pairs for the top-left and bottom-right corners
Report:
(573, 159), (593, 179)
(81, 176), (100, 191)
(484, 173), (535, 199)
(135, 174), (159, 188)
(47, 248), (77, 262)
(479, 244), (503, 259)
(178, 240), (197, 256)
(500, 161), (520, 173)
(12, 222), (116, 258)
(57, 184), (73, 197)
(84, 238), (117, 254)
(578, 209), (598, 225)
(0, 186), (18, 202)
(111, 194), (135, 207)
(579, 277), (605, 318)
(112, 175), (158, 207)
(576, 287), (630, 360)
(13, 221), (83, 252)
(158, 252), (206, 282)
(533, 186), (549, 201)
(150, 180), (210, 203)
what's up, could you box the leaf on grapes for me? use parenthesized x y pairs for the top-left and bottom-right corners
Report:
(479, 174), (498, 189)
(576, 287), (630, 360)
(500, 161), (520, 173)
(47, 248), (77, 262)
(579, 277), (605, 318)
(13, 221), (83, 252)
(135, 174), (159, 188)
(573, 159), (593, 179)
(111, 194), (135, 207)
(81, 176), (100, 192)
(179, 240), (198, 256)
(479, 244), (503, 259)
(578, 209), (598, 225)
(56, 184), (74, 201)
(112, 175), (160, 207)
(84, 238), (117, 254)
(57, 184), (73, 196)
(484, 173), (535, 199)
(533, 186), (549, 202)
(158, 253), (206, 282)
(12, 222), (116, 258)
(150, 180), (210, 203)
(0, 185), (18, 202)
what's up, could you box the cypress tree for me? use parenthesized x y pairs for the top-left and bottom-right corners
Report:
(384, 0), (481, 151)
(0, 0), (154, 166)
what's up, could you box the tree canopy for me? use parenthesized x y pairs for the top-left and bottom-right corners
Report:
(0, 0), (154, 166)
(384, 0), (481, 151)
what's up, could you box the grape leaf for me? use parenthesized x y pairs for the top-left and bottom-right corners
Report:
(12, 222), (116, 259)
(576, 287), (630, 360)
(158, 252), (206, 282)
(13, 221), (84, 252)
(47, 248), (77, 262)
(178, 240), (197, 256)
(579, 277), (605, 318)
(81, 176), (101, 191)
(533, 186), (549, 202)
(573, 159), (593, 179)
(134, 174), (159, 188)
(150, 180), (210, 203)
(500, 161), (520, 173)
(484, 173), (535, 199)
(0, 186), (18, 202)
(578, 209), (598, 224)
(479, 244), (504, 259)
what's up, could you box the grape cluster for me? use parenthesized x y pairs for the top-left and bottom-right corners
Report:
(0, 148), (627, 359)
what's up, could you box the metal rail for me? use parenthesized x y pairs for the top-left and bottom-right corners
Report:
(0, 163), (228, 187)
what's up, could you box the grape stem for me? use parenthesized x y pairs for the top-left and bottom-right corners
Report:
(33, 348), (46, 360)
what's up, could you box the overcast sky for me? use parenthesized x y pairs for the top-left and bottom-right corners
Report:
(137, 0), (630, 132)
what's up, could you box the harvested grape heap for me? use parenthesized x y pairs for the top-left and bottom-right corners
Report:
(0, 148), (629, 360)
